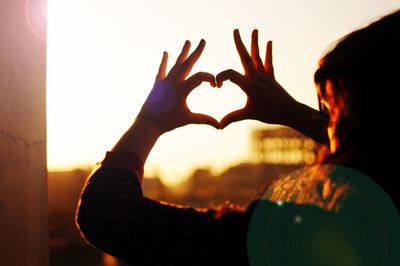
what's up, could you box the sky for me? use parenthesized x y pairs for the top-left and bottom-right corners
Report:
(47, 0), (400, 185)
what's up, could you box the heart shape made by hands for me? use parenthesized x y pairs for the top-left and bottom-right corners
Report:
(186, 81), (247, 122)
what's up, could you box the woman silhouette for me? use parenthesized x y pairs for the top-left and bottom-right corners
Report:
(76, 9), (400, 266)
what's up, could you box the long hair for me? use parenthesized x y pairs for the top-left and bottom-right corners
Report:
(314, 9), (400, 187)
(268, 10), (400, 208)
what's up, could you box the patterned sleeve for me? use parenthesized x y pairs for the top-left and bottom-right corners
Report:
(75, 151), (254, 266)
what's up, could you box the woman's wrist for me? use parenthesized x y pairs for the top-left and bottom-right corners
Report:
(134, 116), (164, 138)
(275, 99), (303, 128)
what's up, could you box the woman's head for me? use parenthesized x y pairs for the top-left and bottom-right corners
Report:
(314, 9), (400, 177)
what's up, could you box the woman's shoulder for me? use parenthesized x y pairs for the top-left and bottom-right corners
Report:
(263, 164), (397, 212)
(264, 165), (348, 211)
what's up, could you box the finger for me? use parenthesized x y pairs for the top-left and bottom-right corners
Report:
(156, 51), (168, 80)
(234, 29), (256, 75)
(168, 41), (191, 78)
(180, 39), (206, 78)
(175, 40), (191, 65)
(216, 69), (248, 93)
(264, 41), (274, 77)
(251, 29), (265, 74)
(219, 108), (248, 129)
(182, 72), (216, 95)
(190, 113), (220, 129)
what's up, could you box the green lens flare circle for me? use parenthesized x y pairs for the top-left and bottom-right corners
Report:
(247, 165), (400, 266)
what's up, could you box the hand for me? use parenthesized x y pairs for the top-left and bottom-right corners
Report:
(216, 29), (298, 129)
(137, 39), (219, 133)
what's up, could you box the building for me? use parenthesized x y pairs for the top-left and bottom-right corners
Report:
(252, 127), (320, 165)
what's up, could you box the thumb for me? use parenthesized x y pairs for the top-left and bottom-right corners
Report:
(190, 113), (220, 129)
(220, 109), (248, 129)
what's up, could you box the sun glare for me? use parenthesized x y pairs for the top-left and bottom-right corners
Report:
(187, 82), (247, 122)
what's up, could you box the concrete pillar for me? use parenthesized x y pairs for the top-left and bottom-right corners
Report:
(0, 0), (48, 265)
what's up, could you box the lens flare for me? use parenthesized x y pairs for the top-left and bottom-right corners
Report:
(25, 0), (47, 42)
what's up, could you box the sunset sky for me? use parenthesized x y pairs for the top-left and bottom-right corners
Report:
(47, 0), (399, 184)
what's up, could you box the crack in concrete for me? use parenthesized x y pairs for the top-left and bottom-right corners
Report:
(1, 130), (46, 147)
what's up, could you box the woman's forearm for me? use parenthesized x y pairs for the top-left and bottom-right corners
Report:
(285, 101), (329, 145)
(111, 118), (162, 164)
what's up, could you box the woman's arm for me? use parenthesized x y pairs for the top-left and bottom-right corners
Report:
(76, 40), (252, 266)
(216, 29), (328, 144)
